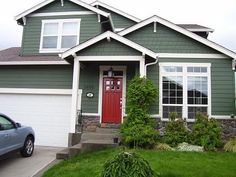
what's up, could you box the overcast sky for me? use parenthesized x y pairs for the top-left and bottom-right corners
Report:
(0, 0), (235, 52)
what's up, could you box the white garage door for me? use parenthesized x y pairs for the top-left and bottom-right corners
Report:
(0, 93), (71, 147)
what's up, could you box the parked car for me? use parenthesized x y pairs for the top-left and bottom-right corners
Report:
(0, 113), (35, 157)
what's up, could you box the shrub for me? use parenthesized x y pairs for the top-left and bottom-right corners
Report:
(121, 108), (159, 148)
(121, 77), (159, 148)
(154, 143), (174, 151)
(224, 138), (236, 152)
(163, 112), (189, 147)
(101, 152), (158, 177)
(190, 113), (222, 151)
(127, 76), (158, 112)
(176, 142), (204, 152)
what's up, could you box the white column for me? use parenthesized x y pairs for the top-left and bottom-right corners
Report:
(140, 58), (145, 77)
(70, 57), (80, 133)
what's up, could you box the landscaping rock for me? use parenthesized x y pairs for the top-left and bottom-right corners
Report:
(176, 142), (204, 152)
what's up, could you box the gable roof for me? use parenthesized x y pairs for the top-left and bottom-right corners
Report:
(91, 1), (141, 23)
(15, 0), (110, 21)
(61, 31), (158, 60)
(119, 15), (236, 59)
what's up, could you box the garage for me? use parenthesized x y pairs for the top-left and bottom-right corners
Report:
(0, 92), (72, 147)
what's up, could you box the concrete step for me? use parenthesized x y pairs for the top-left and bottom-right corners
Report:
(100, 123), (121, 129)
(81, 140), (118, 153)
(81, 132), (118, 142)
(56, 148), (70, 160)
(69, 143), (82, 157)
(96, 127), (120, 134)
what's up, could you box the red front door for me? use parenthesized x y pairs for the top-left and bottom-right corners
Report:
(102, 77), (123, 124)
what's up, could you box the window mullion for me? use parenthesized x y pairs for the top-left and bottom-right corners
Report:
(57, 22), (63, 50)
(183, 66), (188, 119)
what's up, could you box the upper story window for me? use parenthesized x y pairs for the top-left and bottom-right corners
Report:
(40, 19), (81, 53)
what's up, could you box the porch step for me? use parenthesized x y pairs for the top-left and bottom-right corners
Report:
(96, 127), (120, 134)
(81, 132), (118, 142)
(56, 143), (82, 160)
(100, 123), (121, 129)
(56, 148), (70, 160)
(81, 140), (118, 153)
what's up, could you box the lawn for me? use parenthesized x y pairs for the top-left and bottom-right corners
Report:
(43, 148), (236, 177)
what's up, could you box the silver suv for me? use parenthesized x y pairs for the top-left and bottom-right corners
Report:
(0, 113), (35, 157)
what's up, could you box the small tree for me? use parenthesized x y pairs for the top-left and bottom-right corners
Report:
(121, 77), (159, 148)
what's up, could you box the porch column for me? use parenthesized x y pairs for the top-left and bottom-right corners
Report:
(140, 57), (146, 77)
(70, 57), (80, 133)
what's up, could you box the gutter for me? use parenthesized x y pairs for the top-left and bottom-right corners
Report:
(145, 55), (159, 75)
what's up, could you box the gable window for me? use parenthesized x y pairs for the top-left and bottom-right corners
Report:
(160, 63), (211, 121)
(40, 19), (81, 53)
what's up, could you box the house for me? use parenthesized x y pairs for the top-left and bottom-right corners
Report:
(0, 0), (235, 147)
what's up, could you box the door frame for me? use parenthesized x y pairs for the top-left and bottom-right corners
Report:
(99, 66), (127, 124)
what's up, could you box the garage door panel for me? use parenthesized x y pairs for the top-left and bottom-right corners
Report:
(0, 94), (71, 147)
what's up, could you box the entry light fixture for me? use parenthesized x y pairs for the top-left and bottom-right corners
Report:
(108, 67), (114, 77)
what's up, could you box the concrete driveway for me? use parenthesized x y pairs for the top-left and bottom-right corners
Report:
(0, 146), (62, 177)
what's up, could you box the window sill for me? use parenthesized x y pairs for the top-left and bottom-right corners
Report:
(39, 49), (69, 54)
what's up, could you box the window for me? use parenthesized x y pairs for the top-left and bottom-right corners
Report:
(160, 63), (210, 120)
(0, 116), (14, 130)
(40, 19), (81, 53)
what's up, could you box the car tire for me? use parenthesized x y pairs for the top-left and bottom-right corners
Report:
(20, 136), (34, 157)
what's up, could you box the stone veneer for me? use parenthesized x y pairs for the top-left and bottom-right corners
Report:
(82, 116), (236, 139)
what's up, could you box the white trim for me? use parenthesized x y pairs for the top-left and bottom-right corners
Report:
(91, 1), (141, 22)
(211, 115), (234, 119)
(0, 61), (69, 65)
(186, 28), (214, 32)
(159, 63), (211, 120)
(82, 113), (100, 116)
(15, 0), (110, 21)
(119, 16), (236, 59)
(154, 21), (157, 32)
(76, 56), (143, 61)
(61, 0), (64, 6)
(0, 88), (72, 95)
(114, 28), (125, 32)
(61, 31), (158, 59)
(139, 57), (145, 77)
(29, 11), (96, 17)
(98, 65), (127, 124)
(39, 19), (81, 54)
(158, 53), (228, 59)
(70, 57), (80, 133)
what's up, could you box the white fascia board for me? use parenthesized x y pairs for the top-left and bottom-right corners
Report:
(158, 53), (229, 59)
(61, 31), (158, 59)
(91, 1), (141, 22)
(119, 15), (236, 59)
(0, 88), (72, 95)
(187, 28), (214, 32)
(15, 0), (109, 21)
(0, 61), (69, 65)
(77, 56), (142, 61)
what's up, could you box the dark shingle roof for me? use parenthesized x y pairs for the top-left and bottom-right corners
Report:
(177, 24), (214, 32)
(0, 47), (61, 62)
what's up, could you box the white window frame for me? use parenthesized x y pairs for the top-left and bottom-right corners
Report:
(39, 19), (81, 53)
(159, 63), (211, 121)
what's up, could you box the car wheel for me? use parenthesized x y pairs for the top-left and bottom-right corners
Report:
(20, 136), (34, 157)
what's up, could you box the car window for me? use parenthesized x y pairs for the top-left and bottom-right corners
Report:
(0, 116), (15, 131)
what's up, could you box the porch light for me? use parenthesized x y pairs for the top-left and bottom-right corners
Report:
(108, 67), (114, 77)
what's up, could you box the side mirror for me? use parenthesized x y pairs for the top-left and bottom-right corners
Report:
(15, 123), (21, 128)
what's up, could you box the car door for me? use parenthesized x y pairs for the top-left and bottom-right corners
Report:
(0, 115), (20, 155)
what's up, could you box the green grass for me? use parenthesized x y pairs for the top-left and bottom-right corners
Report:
(43, 148), (236, 177)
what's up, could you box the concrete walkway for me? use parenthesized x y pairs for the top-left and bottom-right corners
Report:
(0, 146), (62, 177)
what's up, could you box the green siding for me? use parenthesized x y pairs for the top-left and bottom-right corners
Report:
(78, 39), (141, 56)
(125, 23), (220, 54)
(0, 65), (73, 89)
(21, 15), (102, 56)
(98, 6), (136, 29)
(79, 62), (137, 113)
(34, 0), (89, 13)
(147, 58), (235, 116)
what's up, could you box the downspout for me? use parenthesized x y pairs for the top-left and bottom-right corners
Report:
(144, 55), (159, 76)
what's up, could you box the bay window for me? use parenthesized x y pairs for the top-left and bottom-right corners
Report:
(40, 19), (81, 53)
(160, 63), (211, 120)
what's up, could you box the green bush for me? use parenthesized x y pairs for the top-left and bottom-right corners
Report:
(224, 138), (236, 152)
(154, 143), (174, 151)
(127, 76), (158, 112)
(163, 112), (189, 147)
(121, 108), (159, 148)
(190, 113), (222, 151)
(101, 152), (158, 177)
(121, 77), (159, 148)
